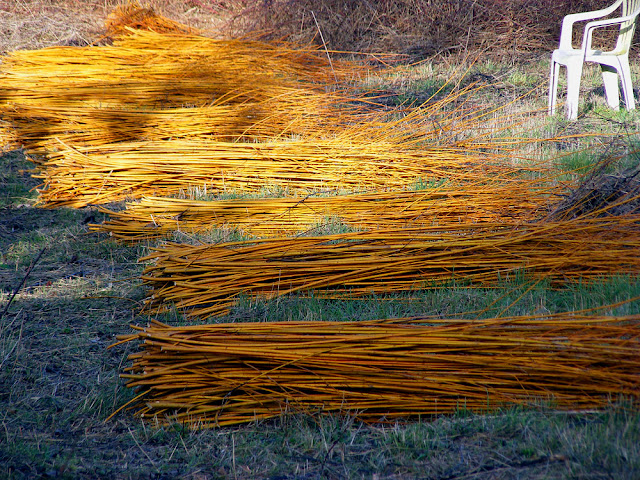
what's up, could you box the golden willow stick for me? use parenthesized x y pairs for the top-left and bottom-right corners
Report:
(109, 314), (640, 428)
(139, 215), (640, 319)
(0, 28), (372, 156)
(34, 137), (538, 208)
(92, 179), (558, 240)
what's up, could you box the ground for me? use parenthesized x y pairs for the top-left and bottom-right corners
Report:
(2, 1), (640, 479)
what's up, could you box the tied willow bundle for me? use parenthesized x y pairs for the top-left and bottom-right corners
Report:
(110, 314), (640, 428)
(140, 214), (640, 319)
(93, 180), (556, 240)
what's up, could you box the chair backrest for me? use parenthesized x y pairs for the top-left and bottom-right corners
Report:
(616, 0), (640, 52)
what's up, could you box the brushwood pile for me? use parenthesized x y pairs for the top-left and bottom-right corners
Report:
(2, 4), (639, 428)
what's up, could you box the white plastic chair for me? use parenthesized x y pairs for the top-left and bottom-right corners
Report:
(548, 0), (640, 120)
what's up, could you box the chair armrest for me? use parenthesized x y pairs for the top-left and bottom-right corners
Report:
(582, 8), (640, 53)
(559, 0), (623, 49)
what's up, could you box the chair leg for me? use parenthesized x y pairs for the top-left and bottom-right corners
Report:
(601, 65), (621, 110)
(565, 61), (583, 120)
(548, 60), (560, 115)
(618, 56), (636, 111)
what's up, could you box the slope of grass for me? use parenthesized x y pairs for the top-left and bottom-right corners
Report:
(2, 141), (640, 479)
(2, 4), (640, 476)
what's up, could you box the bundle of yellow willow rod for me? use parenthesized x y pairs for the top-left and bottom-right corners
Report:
(0, 24), (502, 158)
(0, 19), (532, 209)
(35, 138), (534, 208)
(2, 8), (499, 155)
(110, 313), (640, 428)
(0, 28), (358, 157)
(93, 179), (557, 240)
(140, 213), (640, 319)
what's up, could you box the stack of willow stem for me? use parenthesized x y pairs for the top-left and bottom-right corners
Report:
(111, 314), (640, 428)
(0, 28), (356, 157)
(140, 214), (640, 319)
(0, 23), (544, 209)
(34, 138), (535, 208)
(94, 179), (557, 240)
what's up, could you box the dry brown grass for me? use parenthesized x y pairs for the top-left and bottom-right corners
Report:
(0, 0), (221, 54)
(1, 0), (621, 58)
(206, 0), (617, 58)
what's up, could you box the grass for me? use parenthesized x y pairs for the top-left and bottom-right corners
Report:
(2, 4), (640, 478)
(3, 126), (640, 480)
(4, 398), (640, 478)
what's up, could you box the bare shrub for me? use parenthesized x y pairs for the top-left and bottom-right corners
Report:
(1, 1), (622, 57)
(192, 0), (618, 57)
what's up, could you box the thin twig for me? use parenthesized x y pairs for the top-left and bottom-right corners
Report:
(0, 247), (46, 321)
(311, 10), (337, 84)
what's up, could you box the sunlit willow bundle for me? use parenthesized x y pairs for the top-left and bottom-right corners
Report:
(110, 313), (640, 428)
(140, 211), (640, 319)
(0, 28), (357, 155)
(93, 177), (558, 240)
(31, 137), (543, 208)
(0, 6), (547, 209)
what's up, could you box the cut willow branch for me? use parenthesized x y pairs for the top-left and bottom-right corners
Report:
(111, 314), (640, 428)
(92, 179), (558, 240)
(139, 214), (640, 319)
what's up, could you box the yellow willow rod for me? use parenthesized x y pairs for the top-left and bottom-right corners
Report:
(92, 179), (557, 240)
(139, 216), (640, 319)
(109, 315), (640, 428)
(34, 138), (527, 208)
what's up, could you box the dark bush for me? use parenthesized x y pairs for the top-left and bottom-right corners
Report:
(191, 0), (617, 58)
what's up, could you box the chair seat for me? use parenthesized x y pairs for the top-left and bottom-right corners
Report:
(552, 47), (627, 67)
